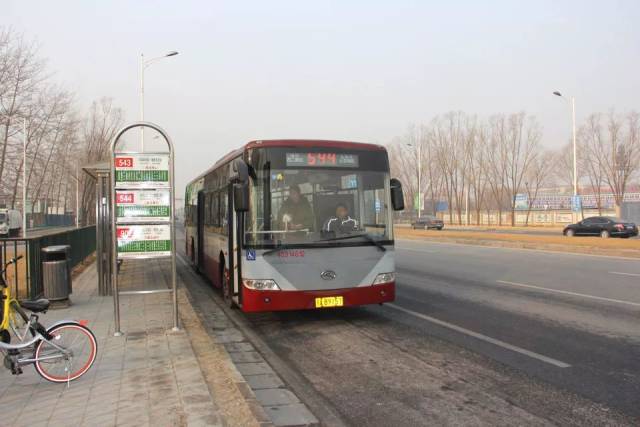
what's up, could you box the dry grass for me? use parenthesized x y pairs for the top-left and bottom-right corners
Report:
(396, 227), (640, 258)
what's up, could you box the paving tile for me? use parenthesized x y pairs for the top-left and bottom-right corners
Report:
(224, 342), (255, 353)
(264, 403), (319, 426)
(254, 389), (300, 406)
(229, 350), (265, 363)
(246, 373), (286, 390)
(235, 362), (275, 376)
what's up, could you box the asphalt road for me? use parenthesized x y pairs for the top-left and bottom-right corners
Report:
(179, 233), (640, 425)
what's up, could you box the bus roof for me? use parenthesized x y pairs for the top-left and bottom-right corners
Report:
(188, 139), (387, 186)
(245, 139), (386, 152)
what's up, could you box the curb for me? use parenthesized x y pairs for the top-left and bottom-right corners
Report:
(176, 254), (320, 427)
(178, 286), (274, 426)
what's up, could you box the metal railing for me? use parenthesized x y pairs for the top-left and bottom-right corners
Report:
(0, 226), (96, 300)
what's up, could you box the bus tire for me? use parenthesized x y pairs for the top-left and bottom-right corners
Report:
(221, 265), (236, 309)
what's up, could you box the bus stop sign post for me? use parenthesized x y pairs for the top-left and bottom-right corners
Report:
(110, 121), (178, 336)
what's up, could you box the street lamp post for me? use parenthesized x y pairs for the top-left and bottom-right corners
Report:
(139, 51), (178, 151)
(553, 91), (579, 218)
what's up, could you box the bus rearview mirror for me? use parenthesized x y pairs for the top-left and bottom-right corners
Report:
(233, 183), (249, 212)
(390, 178), (404, 211)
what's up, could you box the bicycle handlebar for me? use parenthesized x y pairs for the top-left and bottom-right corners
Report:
(1, 255), (22, 276)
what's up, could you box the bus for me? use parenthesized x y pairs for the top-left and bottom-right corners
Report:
(184, 139), (404, 312)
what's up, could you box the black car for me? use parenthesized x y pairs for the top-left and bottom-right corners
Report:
(411, 215), (444, 230)
(563, 216), (638, 238)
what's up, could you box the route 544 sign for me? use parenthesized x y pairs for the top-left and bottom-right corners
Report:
(115, 189), (170, 223)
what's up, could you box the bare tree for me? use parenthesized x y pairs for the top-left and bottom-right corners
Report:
(523, 151), (554, 224)
(592, 112), (640, 215)
(78, 97), (123, 225)
(504, 113), (541, 225)
(579, 115), (607, 214)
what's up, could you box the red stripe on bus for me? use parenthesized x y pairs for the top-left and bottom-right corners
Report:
(241, 282), (395, 312)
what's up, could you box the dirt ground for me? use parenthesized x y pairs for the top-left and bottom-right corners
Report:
(395, 227), (640, 258)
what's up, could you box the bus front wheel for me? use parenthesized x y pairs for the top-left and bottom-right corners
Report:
(221, 266), (237, 309)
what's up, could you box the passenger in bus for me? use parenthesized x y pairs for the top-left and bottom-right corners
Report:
(322, 203), (358, 236)
(279, 184), (314, 231)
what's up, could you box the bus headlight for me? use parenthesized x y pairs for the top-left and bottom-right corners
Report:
(372, 272), (395, 285)
(243, 279), (280, 291)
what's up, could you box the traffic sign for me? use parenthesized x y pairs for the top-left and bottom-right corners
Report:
(571, 195), (582, 212)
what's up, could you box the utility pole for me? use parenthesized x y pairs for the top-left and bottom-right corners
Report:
(75, 165), (80, 228)
(553, 91), (580, 220)
(139, 53), (145, 152)
(417, 140), (422, 218)
(22, 119), (27, 237)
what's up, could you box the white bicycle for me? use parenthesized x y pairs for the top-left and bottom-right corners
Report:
(0, 256), (97, 383)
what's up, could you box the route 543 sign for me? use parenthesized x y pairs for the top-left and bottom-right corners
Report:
(114, 154), (169, 188)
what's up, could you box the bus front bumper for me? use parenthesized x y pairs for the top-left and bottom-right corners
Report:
(241, 282), (395, 312)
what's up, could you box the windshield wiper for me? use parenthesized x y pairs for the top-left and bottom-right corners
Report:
(317, 233), (386, 252)
(262, 240), (285, 256)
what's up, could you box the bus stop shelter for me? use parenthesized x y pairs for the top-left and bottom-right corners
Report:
(82, 161), (112, 296)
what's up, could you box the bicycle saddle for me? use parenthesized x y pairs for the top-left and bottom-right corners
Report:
(21, 299), (50, 313)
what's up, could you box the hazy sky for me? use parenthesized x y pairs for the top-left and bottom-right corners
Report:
(3, 1), (639, 192)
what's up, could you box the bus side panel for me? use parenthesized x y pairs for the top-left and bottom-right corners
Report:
(202, 228), (227, 289)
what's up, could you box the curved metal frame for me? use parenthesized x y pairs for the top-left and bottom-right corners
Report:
(109, 121), (178, 336)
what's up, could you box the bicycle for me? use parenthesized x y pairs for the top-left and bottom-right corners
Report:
(0, 255), (97, 384)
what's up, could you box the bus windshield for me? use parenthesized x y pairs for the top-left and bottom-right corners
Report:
(244, 167), (392, 247)
(0, 213), (6, 223)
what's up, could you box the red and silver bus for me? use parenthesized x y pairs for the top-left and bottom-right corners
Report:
(184, 139), (404, 312)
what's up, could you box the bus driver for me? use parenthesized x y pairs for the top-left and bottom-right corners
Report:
(279, 184), (314, 231)
(323, 203), (358, 235)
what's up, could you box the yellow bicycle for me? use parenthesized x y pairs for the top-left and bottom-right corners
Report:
(0, 256), (32, 344)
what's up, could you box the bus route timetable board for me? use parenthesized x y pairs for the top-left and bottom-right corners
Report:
(115, 189), (171, 223)
(113, 152), (172, 259)
(114, 154), (170, 188)
(109, 122), (179, 335)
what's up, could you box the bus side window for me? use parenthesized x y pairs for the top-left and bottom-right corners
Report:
(221, 191), (228, 234)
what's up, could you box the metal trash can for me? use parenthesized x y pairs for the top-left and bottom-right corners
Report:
(42, 245), (72, 301)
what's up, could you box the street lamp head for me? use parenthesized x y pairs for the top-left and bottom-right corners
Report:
(166, 51), (179, 57)
(553, 91), (562, 97)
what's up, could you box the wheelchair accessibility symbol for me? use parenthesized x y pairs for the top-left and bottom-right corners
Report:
(246, 249), (256, 261)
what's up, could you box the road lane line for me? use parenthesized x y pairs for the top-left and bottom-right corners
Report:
(386, 303), (571, 368)
(496, 280), (640, 308)
(609, 271), (640, 277)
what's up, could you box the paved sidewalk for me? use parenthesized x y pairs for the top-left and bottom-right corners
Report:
(0, 259), (261, 426)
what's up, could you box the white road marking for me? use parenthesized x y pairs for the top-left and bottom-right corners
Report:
(609, 271), (640, 277)
(387, 303), (571, 368)
(496, 280), (640, 308)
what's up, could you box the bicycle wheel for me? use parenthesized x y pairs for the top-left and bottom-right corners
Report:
(34, 323), (97, 383)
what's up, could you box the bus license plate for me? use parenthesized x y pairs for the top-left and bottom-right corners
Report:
(315, 296), (344, 308)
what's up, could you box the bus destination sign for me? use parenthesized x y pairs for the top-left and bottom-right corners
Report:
(114, 154), (169, 188)
(115, 190), (171, 223)
(286, 152), (359, 168)
(116, 224), (171, 258)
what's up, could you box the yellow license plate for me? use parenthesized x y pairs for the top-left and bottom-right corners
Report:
(315, 296), (344, 308)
